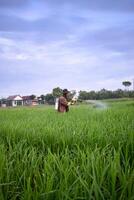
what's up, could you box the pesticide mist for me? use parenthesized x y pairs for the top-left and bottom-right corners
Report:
(86, 100), (108, 109)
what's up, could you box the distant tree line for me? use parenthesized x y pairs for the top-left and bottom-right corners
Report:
(78, 89), (134, 100)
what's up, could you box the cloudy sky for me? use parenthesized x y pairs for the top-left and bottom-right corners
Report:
(0, 0), (134, 97)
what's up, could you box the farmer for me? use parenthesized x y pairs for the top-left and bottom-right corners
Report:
(58, 89), (70, 113)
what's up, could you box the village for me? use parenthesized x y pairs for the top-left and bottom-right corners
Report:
(0, 95), (44, 107)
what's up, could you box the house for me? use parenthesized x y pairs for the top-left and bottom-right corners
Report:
(6, 95), (23, 107)
(22, 96), (39, 106)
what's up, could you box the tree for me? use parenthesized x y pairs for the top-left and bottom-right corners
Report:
(114, 89), (124, 98)
(78, 91), (89, 100)
(40, 95), (45, 101)
(122, 81), (131, 90)
(52, 87), (63, 98)
(30, 95), (36, 100)
(45, 94), (54, 105)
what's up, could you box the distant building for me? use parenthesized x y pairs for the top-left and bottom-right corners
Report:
(37, 97), (45, 105)
(0, 95), (41, 107)
(22, 96), (38, 106)
(6, 95), (23, 107)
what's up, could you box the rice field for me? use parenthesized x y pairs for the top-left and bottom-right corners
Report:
(0, 100), (134, 200)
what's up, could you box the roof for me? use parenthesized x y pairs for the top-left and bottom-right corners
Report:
(22, 96), (38, 101)
(22, 96), (31, 100)
(7, 95), (22, 100)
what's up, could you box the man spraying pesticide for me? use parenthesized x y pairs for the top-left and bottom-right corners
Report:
(55, 89), (77, 113)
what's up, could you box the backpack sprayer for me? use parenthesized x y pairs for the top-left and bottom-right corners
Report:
(55, 98), (59, 110)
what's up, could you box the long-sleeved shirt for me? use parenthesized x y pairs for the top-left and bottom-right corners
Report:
(58, 96), (69, 112)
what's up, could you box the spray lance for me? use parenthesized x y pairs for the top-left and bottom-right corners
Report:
(68, 91), (78, 105)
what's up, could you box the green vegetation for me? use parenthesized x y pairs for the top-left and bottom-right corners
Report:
(0, 100), (134, 200)
(79, 89), (134, 100)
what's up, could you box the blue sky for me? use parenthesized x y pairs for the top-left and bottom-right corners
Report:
(0, 0), (134, 97)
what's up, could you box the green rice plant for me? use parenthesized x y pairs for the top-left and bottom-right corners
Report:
(0, 101), (134, 199)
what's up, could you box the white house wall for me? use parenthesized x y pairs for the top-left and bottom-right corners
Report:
(12, 101), (16, 107)
(14, 96), (23, 101)
(12, 100), (23, 107)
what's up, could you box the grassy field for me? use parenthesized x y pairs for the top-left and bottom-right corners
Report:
(0, 100), (134, 200)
